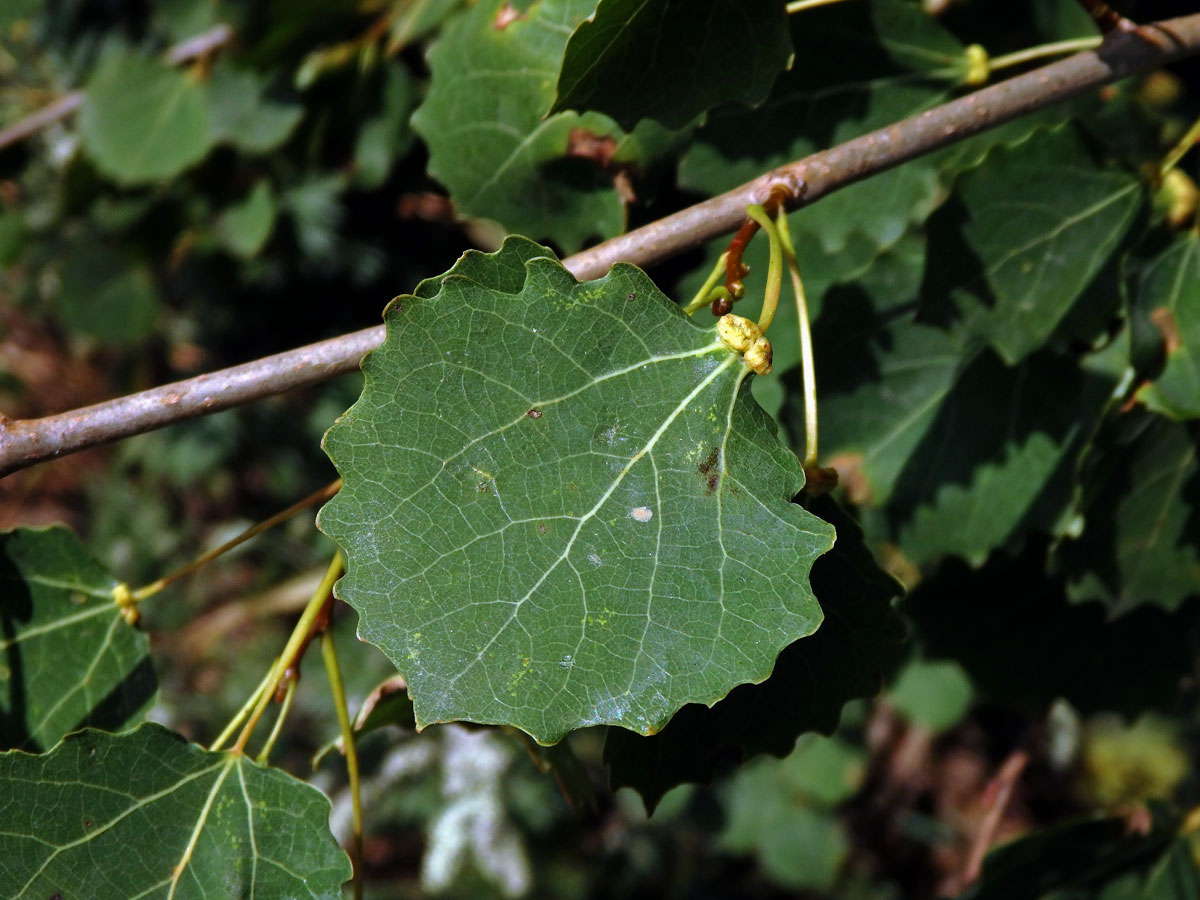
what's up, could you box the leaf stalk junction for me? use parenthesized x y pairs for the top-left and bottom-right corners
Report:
(693, 201), (823, 471)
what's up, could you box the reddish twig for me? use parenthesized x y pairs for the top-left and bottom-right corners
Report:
(1073, 0), (1138, 35)
(959, 750), (1030, 890)
(2, 13), (1200, 477)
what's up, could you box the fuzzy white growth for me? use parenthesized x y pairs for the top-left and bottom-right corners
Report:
(422, 726), (532, 897)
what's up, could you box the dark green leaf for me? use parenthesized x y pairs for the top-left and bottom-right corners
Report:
(411, 0), (657, 252)
(964, 812), (1178, 900)
(215, 180), (276, 259)
(0, 527), (154, 753)
(206, 63), (303, 155)
(0, 0), (39, 29)
(352, 62), (415, 189)
(80, 51), (213, 184)
(886, 657), (973, 732)
(319, 237), (835, 744)
(718, 734), (865, 892)
(920, 124), (1144, 363)
(678, 0), (965, 256)
(1140, 837), (1200, 900)
(56, 243), (160, 344)
(0, 208), (26, 269)
(604, 496), (905, 810)
(905, 541), (1199, 715)
(1056, 415), (1200, 614)
(1131, 231), (1200, 420)
(388, 0), (465, 50)
(551, 0), (792, 131)
(0, 724), (351, 898)
(798, 257), (1116, 566)
(153, 0), (220, 41)
(282, 174), (348, 265)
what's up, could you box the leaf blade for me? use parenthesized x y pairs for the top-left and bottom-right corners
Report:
(0, 527), (155, 753)
(550, 0), (792, 131)
(319, 238), (835, 743)
(0, 724), (350, 899)
(80, 52), (213, 185)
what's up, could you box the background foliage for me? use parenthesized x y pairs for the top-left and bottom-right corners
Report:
(3, 0), (1200, 897)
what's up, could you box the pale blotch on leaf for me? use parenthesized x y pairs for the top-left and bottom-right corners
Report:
(631, 506), (653, 522)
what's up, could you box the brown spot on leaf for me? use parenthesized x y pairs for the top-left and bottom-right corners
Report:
(566, 128), (618, 168)
(697, 448), (721, 494)
(565, 128), (642, 204)
(493, 2), (523, 29)
(802, 464), (840, 499)
(352, 674), (408, 731)
(612, 170), (635, 204)
(397, 192), (455, 224)
(1151, 307), (1181, 355)
(826, 452), (869, 504)
(527, 408), (543, 418)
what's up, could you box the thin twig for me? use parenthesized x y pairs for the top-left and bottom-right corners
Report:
(3, 13), (1200, 478)
(231, 553), (342, 754)
(321, 628), (364, 900)
(1073, 0), (1138, 35)
(0, 23), (234, 153)
(0, 94), (84, 152)
(959, 750), (1030, 891)
(564, 15), (1198, 279)
(1159, 110), (1200, 179)
(0, 327), (382, 477)
(130, 478), (341, 601)
(785, 0), (852, 14)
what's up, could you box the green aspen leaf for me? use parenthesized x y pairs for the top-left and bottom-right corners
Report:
(152, 0), (221, 42)
(550, 0), (792, 131)
(886, 658), (973, 733)
(80, 52), (213, 185)
(794, 249), (1116, 567)
(215, 180), (276, 259)
(603, 496), (904, 810)
(719, 735), (864, 892)
(56, 243), (159, 344)
(352, 62), (415, 189)
(678, 0), (965, 256)
(206, 63), (303, 155)
(0, 723), (351, 899)
(0, 208), (26, 269)
(1140, 837), (1200, 900)
(907, 543), (1200, 715)
(387, 0), (464, 51)
(880, 348), (1113, 565)
(964, 812), (1182, 900)
(0, 527), (154, 753)
(1056, 415), (1200, 614)
(921, 124), (1144, 363)
(411, 0), (644, 252)
(1131, 231), (1200, 420)
(319, 237), (835, 744)
(0, 0), (39, 29)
